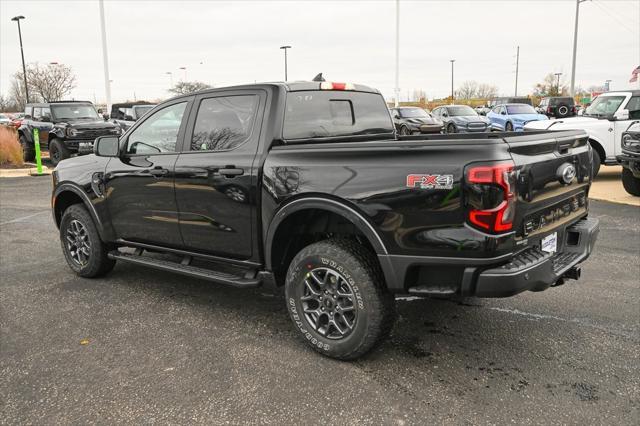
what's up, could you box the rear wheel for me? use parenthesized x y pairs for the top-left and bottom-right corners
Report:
(60, 204), (115, 277)
(285, 239), (396, 360)
(505, 122), (513, 132)
(446, 123), (456, 134)
(622, 168), (640, 196)
(19, 134), (35, 162)
(49, 139), (70, 166)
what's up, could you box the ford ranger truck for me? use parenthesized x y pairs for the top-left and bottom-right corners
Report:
(51, 81), (600, 360)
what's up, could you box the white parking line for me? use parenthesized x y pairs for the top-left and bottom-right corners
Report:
(0, 210), (50, 226)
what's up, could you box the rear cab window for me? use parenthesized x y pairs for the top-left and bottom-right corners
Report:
(283, 91), (393, 141)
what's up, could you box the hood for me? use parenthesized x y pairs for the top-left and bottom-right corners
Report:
(62, 120), (118, 130)
(452, 115), (490, 124)
(510, 113), (548, 122)
(524, 116), (601, 130)
(407, 117), (441, 125)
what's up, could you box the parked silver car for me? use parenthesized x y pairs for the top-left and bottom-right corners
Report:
(431, 105), (491, 133)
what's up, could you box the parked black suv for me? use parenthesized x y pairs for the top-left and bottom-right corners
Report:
(18, 101), (120, 166)
(537, 97), (576, 119)
(617, 122), (640, 196)
(51, 81), (599, 360)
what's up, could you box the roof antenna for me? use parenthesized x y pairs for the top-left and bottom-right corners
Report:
(312, 73), (325, 82)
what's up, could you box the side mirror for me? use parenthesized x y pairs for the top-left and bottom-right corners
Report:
(124, 114), (134, 121)
(103, 113), (109, 121)
(442, 111), (448, 117)
(501, 111), (506, 115)
(94, 135), (120, 157)
(41, 116), (52, 122)
(613, 109), (630, 121)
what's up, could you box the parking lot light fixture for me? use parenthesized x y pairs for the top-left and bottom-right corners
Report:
(554, 72), (563, 95)
(279, 46), (291, 81)
(179, 67), (187, 81)
(570, 0), (588, 97)
(11, 15), (29, 104)
(166, 71), (173, 86)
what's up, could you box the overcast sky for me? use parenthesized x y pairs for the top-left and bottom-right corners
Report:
(1, 0), (639, 104)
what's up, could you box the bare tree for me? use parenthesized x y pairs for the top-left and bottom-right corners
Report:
(169, 81), (212, 95)
(476, 83), (498, 100)
(457, 81), (479, 99)
(533, 73), (568, 97)
(27, 63), (77, 102)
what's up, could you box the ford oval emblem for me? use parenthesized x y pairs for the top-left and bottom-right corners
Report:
(557, 163), (576, 185)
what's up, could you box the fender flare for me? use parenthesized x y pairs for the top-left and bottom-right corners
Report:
(264, 196), (388, 271)
(53, 183), (108, 240)
(17, 127), (33, 144)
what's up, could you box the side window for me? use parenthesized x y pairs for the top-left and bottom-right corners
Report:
(191, 95), (258, 151)
(627, 96), (640, 119)
(24, 106), (33, 118)
(432, 108), (440, 117)
(492, 106), (501, 114)
(127, 102), (187, 154)
(42, 107), (51, 120)
(33, 107), (42, 120)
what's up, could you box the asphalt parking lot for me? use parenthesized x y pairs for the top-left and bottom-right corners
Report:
(1, 176), (638, 424)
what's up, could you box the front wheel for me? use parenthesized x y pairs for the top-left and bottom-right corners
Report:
(622, 168), (640, 196)
(399, 126), (410, 136)
(285, 239), (396, 360)
(49, 139), (70, 166)
(505, 122), (513, 132)
(446, 123), (456, 134)
(591, 147), (601, 178)
(60, 204), (116, 277)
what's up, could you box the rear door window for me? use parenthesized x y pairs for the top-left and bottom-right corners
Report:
(190, 95), (259, 151)
(283, 91), (393, 141)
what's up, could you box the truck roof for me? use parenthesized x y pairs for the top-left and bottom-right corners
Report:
(169, 81), (381, 102)
(26, 100), (93, 107)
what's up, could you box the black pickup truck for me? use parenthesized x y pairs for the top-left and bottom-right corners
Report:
(51, 81), (599, 360)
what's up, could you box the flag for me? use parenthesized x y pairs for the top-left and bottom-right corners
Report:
(630, 66), (640, 83)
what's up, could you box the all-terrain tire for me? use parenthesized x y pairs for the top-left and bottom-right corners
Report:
(19, 133), (35, 162)
(622, 168), (640, 196)
(285, 238), (396, 360)
(49, 139), (71, 166)
(60, 204), (116, 278)
(591, 147), (602, 178)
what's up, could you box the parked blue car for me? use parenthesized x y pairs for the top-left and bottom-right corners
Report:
(487, 103), (548, 131)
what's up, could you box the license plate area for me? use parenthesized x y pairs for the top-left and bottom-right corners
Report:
(541, 232), (558, 254)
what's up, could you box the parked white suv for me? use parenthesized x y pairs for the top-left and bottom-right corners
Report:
(524, 90), (640, 176)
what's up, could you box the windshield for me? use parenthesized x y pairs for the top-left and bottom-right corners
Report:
(584, 96), (625, 117)
(51, 104), (100, 120)
(448, 106), (477, 116)
(399, 108), (429, 118)
(507, 105), (537, 114)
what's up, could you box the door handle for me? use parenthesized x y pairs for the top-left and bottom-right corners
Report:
(218, 167), (244, 178)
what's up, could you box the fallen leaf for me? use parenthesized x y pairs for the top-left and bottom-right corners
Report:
(80, 339), (90, 346)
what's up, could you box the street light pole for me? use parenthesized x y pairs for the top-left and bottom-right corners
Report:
(98, 0), (112, 116)
(514, 46), (520, 97)
(394, 0), (400, 107)
(570, 0), (587, 97)
(280, 46), (291, 81)
(11, 15), (29, 104)
(450, 59), (455, 104)
(179, 67), (187, 81)
(166, 71), (173, 86)
(554, 72), (563, 95)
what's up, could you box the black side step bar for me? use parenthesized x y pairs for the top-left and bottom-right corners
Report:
(108, 251), (262, 288)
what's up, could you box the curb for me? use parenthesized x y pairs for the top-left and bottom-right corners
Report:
(0, 166), (52, 178)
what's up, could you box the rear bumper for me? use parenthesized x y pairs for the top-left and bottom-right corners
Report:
(379, 217), (599, 298)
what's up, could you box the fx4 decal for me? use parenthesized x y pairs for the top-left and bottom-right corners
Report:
(406, 174), (454, 190)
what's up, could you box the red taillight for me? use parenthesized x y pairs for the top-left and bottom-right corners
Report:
(547, 106), (552, 113)
(320, 82), (355, 91)
(466, 162), (516, 233)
